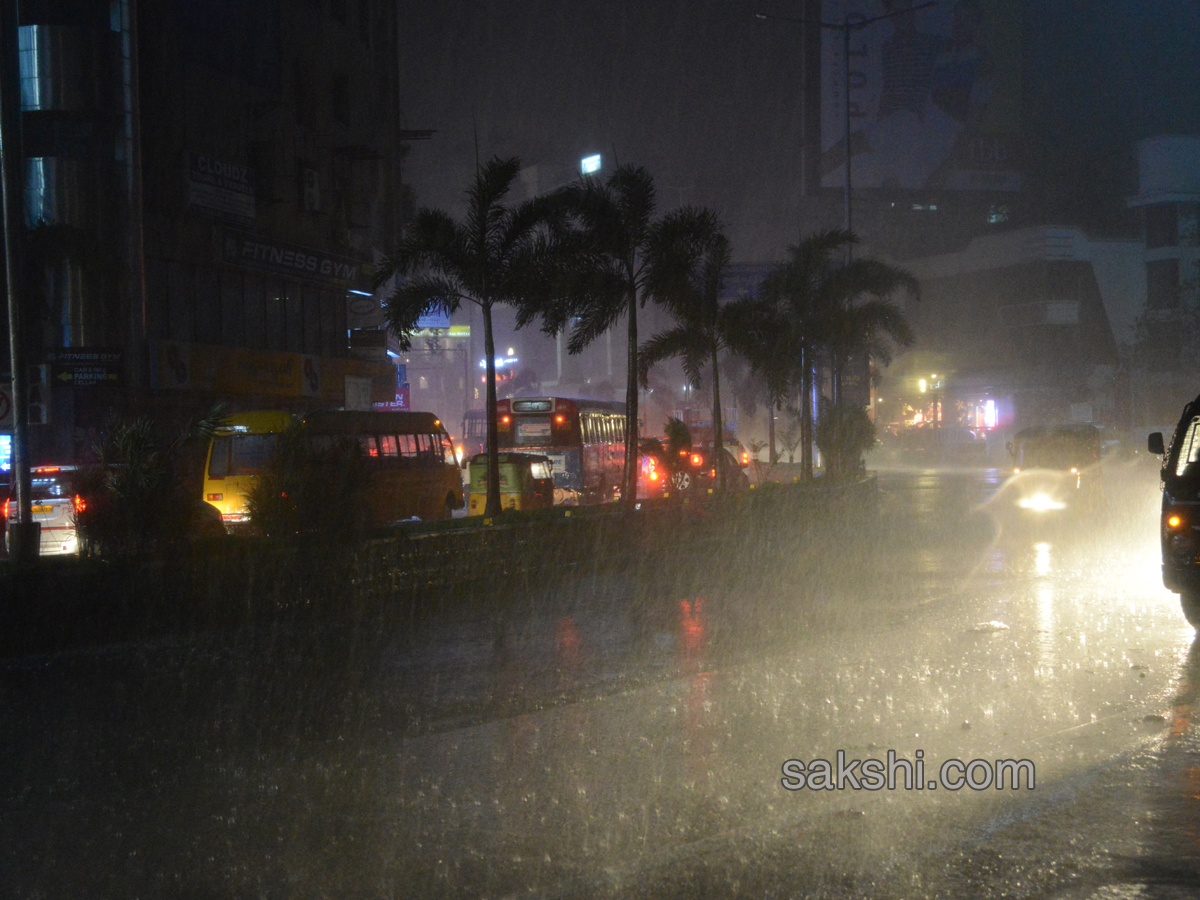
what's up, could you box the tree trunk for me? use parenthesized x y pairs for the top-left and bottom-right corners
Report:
(801, 347), (814, 481)
(712, 343), (724, 492)
(768, 391), (777, 464)
(622, 286), (639, 509)
(483, 300), (502, 518)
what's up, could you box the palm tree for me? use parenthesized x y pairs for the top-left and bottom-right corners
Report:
(637, 210), (743, 491)
(530, 165), (675, 508)
(822, 258), (918, 404)
(372, 156), (562, 518)
(751, 230), (917, 480)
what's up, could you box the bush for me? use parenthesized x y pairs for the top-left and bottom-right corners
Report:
(245, 423), (368, 540)
(75, 410), (224, 556)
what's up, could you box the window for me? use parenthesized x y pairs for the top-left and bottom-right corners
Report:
(359, 435), (378, 457)
(208, 434), (278, 478)
(398, 434), (418, 457)
(1176, 417), (1200, 478)
(1146, 204), (1178, 250)
(1147, 259), (1181, 310)
(379, 435), (398, 457)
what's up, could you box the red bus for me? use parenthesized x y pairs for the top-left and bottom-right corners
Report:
(496, 397), (626, 504)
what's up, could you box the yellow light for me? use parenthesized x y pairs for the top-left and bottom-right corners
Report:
(1169, 515), (1183, 529)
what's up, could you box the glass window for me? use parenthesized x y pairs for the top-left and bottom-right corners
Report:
(379, 435), (399, 457)
(398, 434), (418, 457)
(359, 435), (378, 457)
(1175, 418), (1200, 478)
(208, 434), (278, 477)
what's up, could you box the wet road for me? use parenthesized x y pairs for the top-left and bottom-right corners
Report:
(4, 461), (1199, 898)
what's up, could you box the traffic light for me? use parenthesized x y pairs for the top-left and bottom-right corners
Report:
(28, 364), (49, 424)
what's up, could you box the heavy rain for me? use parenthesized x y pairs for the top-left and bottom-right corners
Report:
(4, 2), (1200, 899)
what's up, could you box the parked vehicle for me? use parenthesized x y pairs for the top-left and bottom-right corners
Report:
(4, 466), (86, 556)
(467, 452), (555, 514)
(1150, 398), (1200, 625)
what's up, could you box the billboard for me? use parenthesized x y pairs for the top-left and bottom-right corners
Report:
(820, 0), (1021, 192)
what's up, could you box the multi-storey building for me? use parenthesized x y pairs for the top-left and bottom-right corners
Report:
(4, 0), (402, 466)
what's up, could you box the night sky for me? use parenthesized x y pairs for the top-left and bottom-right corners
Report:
(395, 1), (1200, 262)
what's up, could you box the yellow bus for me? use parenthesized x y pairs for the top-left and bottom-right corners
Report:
(301, 410), (464, 523)
(203, 410), (296, 527)
(202, 409), (465, 530)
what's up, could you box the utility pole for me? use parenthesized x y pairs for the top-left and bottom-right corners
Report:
(1, 0), (39, 564)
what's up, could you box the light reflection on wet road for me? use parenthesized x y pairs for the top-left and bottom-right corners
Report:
(5, 462), (1200, 898)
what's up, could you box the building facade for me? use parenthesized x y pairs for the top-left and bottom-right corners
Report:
(3, 0), (403, 466)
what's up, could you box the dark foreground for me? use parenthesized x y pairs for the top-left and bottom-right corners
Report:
(4, 462), (1198, 899)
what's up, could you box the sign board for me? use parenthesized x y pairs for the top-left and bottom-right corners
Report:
(0, 381), (11, 428)
(188, 152), (256, 222)
(820, 0), (1022, 192)
(44, 348), (122, 386)
(372, 385), (411, 412)
(344, 375), (374, 411)
(218, 226), (363, 289)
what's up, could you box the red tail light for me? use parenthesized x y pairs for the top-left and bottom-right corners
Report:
(73, 494), (87, 515)
(691, 453), (703, 467)
(3, 498), (9, 519)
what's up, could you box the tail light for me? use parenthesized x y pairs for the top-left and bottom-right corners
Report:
(1167, 513), (1185, 530)
(691, 453), (703, 467)
(3, 498), (9, 519)
(741, 451), (749, 466)
(206, 493), (224, 502)
(73, 494), (87, 515)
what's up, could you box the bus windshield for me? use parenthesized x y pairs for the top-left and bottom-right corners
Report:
(207, 433), (279, 478)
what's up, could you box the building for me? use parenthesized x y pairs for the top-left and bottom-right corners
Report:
(888, 226), (1143, 440)
(3, 0), (403, 467)
(1127, 135), (1200, 427)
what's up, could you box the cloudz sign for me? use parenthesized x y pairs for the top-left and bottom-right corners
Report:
(189, 153), (256, 222)
(219, 227), (363, 289)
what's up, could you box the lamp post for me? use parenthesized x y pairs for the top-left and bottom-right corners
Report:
(755, 2), (936, 255)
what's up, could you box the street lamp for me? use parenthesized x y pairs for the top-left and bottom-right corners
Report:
(755, 3), (936, 255)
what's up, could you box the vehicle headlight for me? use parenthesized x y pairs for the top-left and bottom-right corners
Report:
(1017, 493), (1067, 512)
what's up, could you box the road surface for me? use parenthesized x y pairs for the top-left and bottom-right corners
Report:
(4, 459), (1196, 899)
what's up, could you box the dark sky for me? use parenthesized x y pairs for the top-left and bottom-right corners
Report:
(395, 1), (1200, 261)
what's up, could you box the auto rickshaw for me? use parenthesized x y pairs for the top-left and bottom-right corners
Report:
(467, 452), (555, 514)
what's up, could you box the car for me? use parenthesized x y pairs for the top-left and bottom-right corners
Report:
(661, 444), (749, 494)
(3, 465), (86, 557)
(1150, 397), (1200, 625)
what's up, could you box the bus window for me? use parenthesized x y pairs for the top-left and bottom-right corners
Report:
(416, 433), (439, 460)
(399, 434), (418, 457)
(208, 433), (277, 478)
(360, 435), (379, 457)
(439, 433), (454, 463)
(380, 435), (399, 457)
